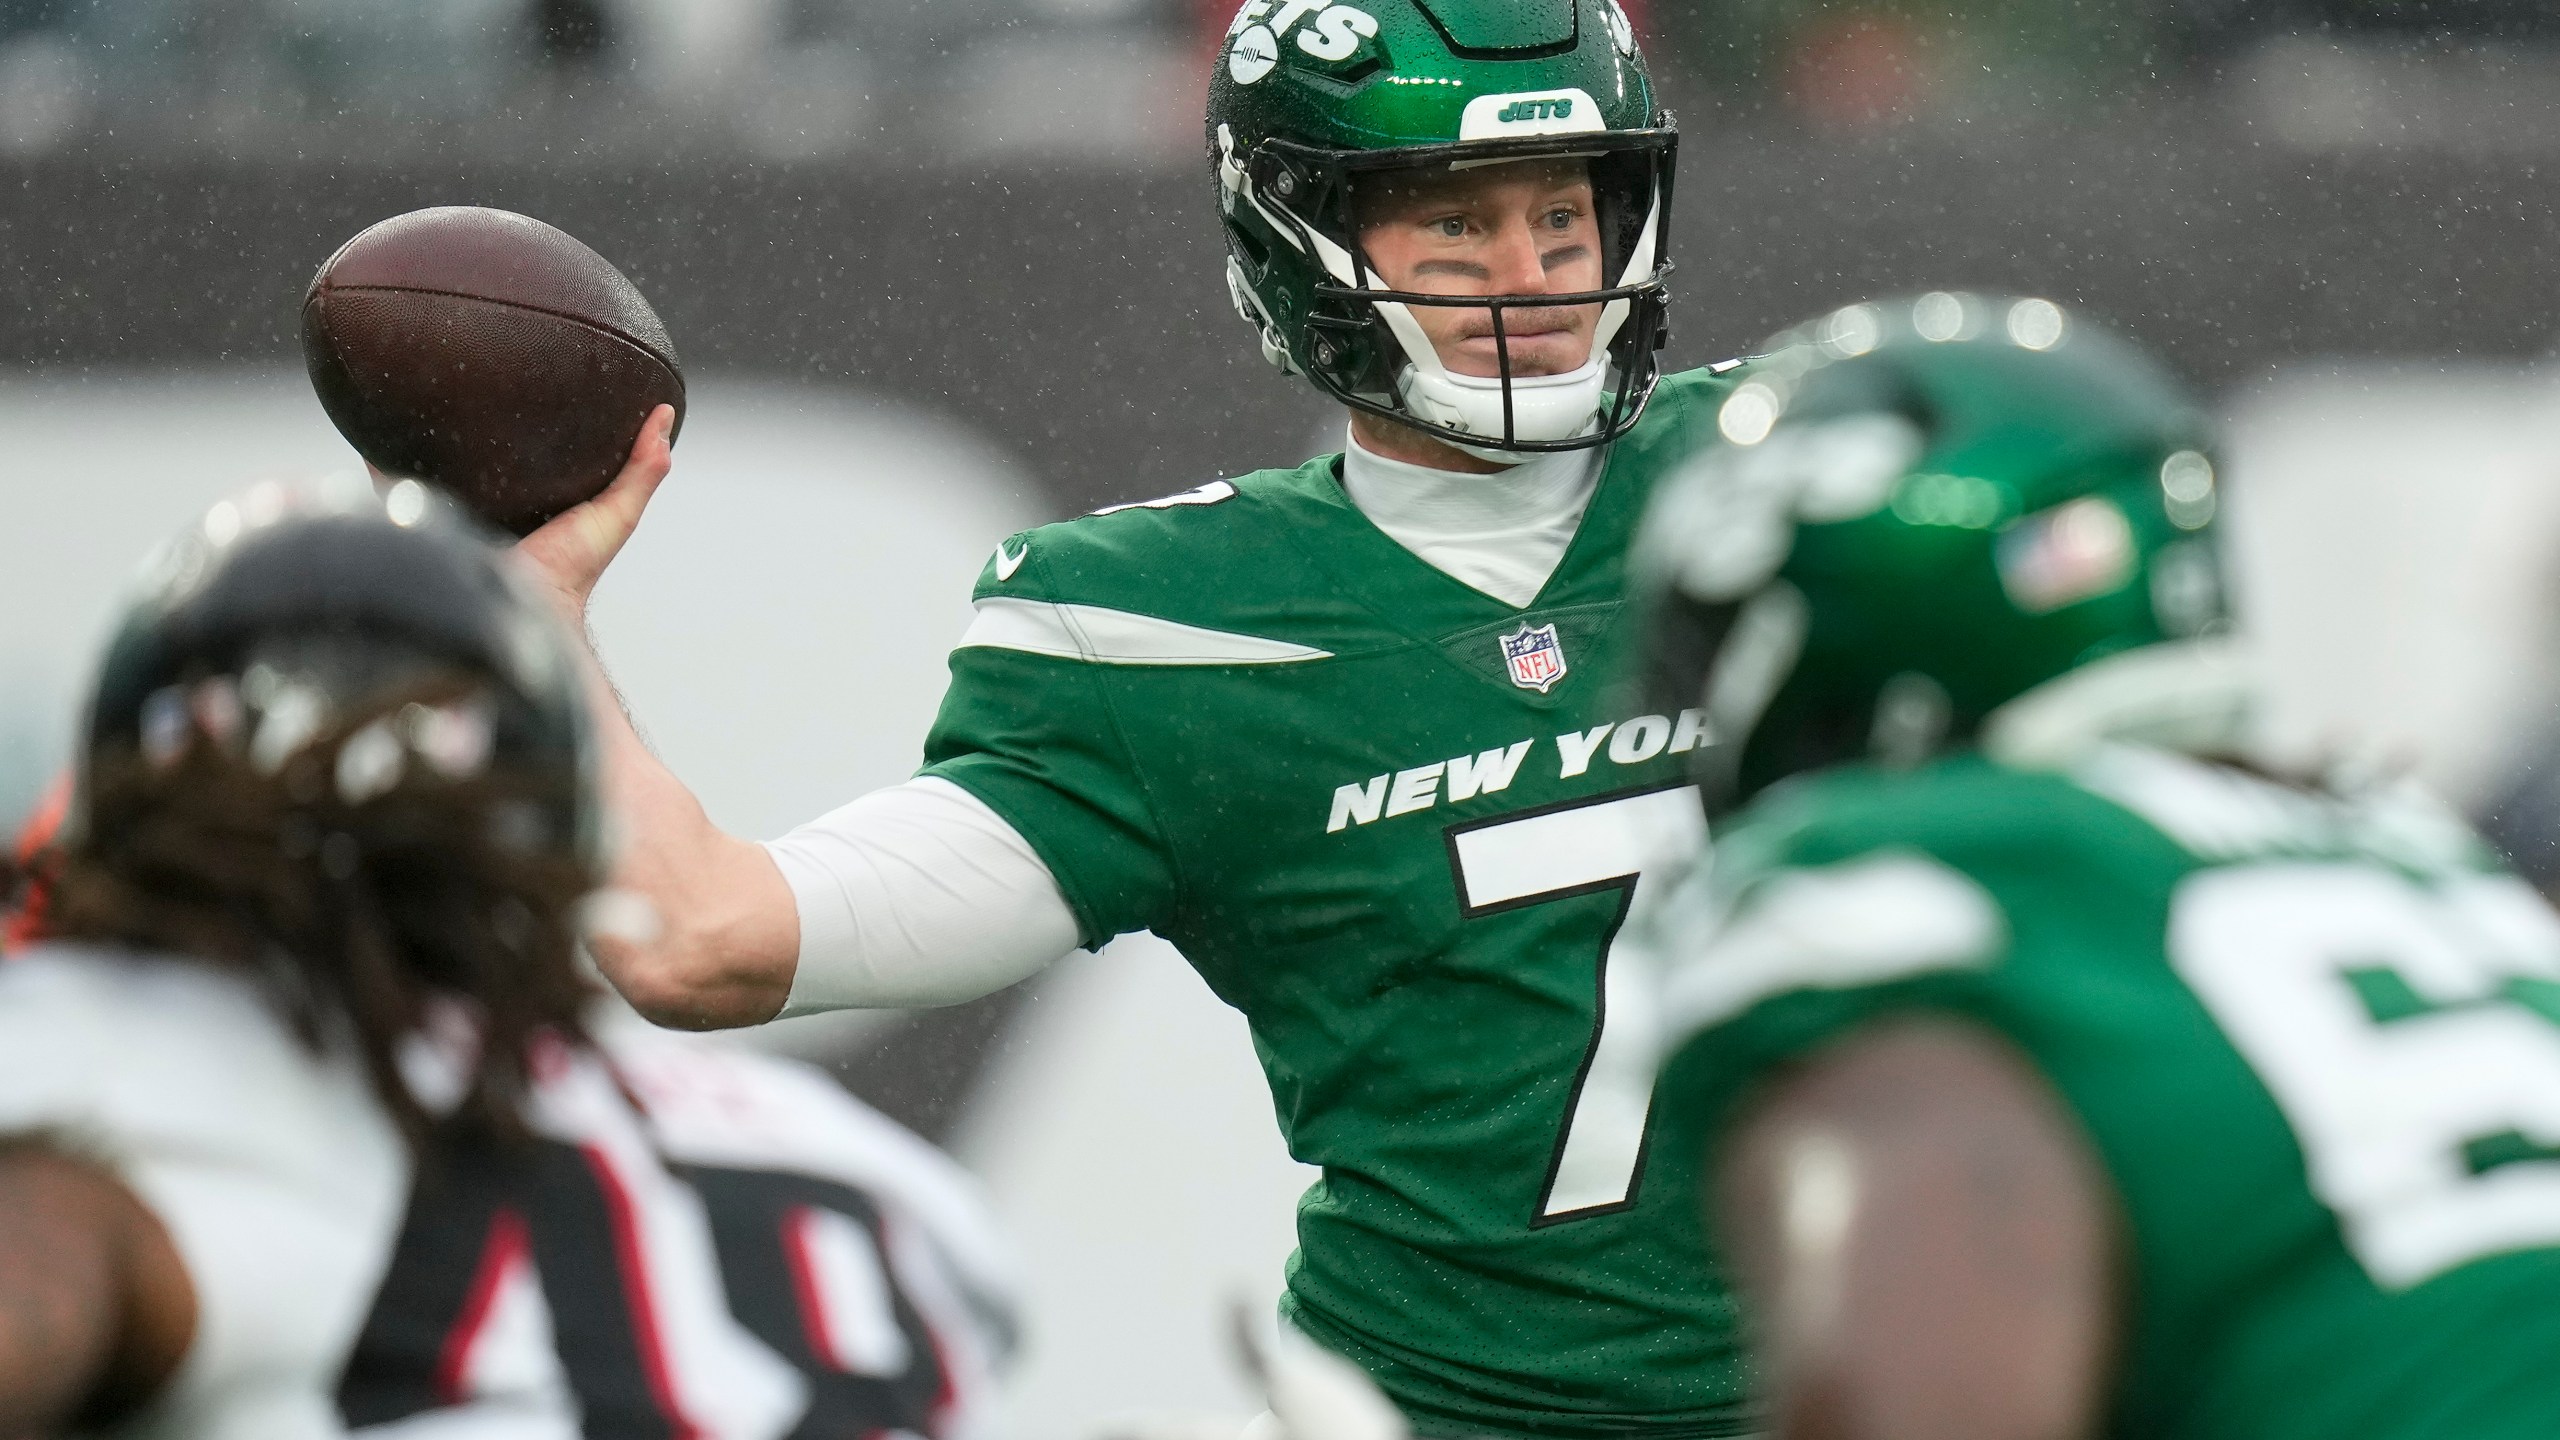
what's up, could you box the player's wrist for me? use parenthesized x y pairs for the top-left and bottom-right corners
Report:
(509, 529), (602, 624)
(530, 574), (590, 626)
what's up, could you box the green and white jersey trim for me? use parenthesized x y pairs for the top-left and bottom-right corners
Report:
(957, 596), (1335, 667)
(1655, 850), (2006, 1037)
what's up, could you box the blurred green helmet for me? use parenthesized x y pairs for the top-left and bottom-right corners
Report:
(1205, 0), (1676, 456)
(1632, 294), (2239, 814)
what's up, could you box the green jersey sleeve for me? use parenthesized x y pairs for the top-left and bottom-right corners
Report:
(918, 537), (1179, 950)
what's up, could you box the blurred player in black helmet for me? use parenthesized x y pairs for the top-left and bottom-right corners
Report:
(0, 478), (1013, 1440)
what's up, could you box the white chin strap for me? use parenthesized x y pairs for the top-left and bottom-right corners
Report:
(1394, 355), (1610, 465)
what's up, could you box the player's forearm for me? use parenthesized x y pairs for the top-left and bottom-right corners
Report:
(1716, 1021), (2113, 1440)
(589, 703), (800, 1030)
(503, 427), (794, 1028)
(556, 611), (1072, 1024)
(0, 1150), (165, 1435)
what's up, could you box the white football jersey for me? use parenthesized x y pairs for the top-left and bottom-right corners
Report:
(0, 944), (1015, 1440)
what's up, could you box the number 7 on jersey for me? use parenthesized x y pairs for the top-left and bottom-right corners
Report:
(1447, 785), (1705, 1225)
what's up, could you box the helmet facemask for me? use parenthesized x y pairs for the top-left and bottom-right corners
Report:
(1220, 124), (1675, 460)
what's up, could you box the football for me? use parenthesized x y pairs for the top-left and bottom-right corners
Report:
(302, 206), (686, 536)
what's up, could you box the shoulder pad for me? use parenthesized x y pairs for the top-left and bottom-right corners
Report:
(954, 463), (1353, 657)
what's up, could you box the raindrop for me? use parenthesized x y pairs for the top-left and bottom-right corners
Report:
(1821, 304), (1883, 357)
(1913, 292), (1972, 343)
(2161, 451), (2217, 530)
(1719, 383), (1782, 445)
(386, 479), (430, 528)
(2006, 299), (2067, 351)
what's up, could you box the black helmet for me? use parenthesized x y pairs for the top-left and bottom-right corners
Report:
(68, 473), (601, 901)
(52, 475), (604, 1144)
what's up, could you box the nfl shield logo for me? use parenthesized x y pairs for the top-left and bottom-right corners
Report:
(1501, 622), (1569, 694)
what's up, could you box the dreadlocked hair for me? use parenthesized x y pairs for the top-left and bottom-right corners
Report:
(0, 846), (31, 934)
(46, 675), (598, 1152)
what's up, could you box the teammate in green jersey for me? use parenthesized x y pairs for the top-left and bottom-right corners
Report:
(511, 3), (1773, 1436)
(1629, 294), (2560, 1440)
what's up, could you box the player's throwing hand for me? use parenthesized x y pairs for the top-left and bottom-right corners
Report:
(517, 402), (676, 621)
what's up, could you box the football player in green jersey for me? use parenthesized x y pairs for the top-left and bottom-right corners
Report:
(1631, 295), (2560, 1439)
(513, 4), (1774, 1436)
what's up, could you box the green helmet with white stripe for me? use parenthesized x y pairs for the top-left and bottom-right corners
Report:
(1206, 0), (1676, 455)
(1631, 294), (2236, 817)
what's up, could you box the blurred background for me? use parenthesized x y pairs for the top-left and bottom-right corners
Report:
(8, 0), (2560, 1433)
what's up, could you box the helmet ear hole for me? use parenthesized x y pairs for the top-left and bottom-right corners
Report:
(1306, 314), (1381, 389)
(1225, 218), (1273, 278)
(1227, 257), (1298, 376)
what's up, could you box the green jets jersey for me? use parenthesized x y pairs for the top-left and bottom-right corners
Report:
(919, 367), (1752, 1439)
(1651, 744), (2560, 1440)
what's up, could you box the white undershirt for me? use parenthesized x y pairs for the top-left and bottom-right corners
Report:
(1338, 425), (1600, 609)
(769, 435), (1598, 1016)
(769, 776), (1080, 1014)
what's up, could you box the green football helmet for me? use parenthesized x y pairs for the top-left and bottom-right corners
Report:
(1632, 293), (2239, 815)
(1205, 0), (1676, 456)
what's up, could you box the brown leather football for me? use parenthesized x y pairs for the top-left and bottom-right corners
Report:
(303, 206), (685, 536)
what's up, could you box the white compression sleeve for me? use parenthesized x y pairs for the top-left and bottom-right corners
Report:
(763, 776), (1082, 1016)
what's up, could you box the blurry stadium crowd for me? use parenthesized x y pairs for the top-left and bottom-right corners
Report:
(0, 0), (1205, 159)
(6, 0), (2560, 159)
